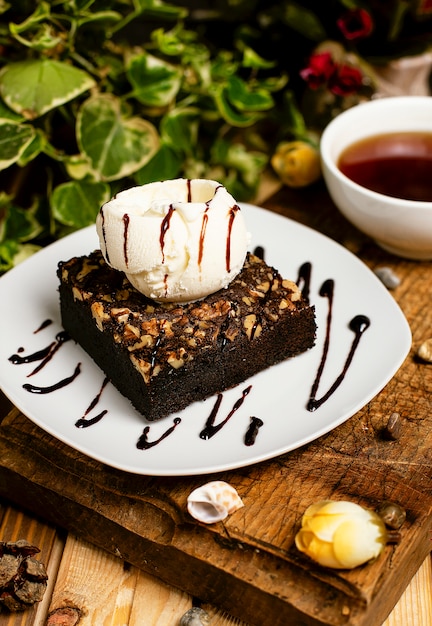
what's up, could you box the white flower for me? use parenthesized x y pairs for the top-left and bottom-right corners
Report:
(295, 500), (387, 569)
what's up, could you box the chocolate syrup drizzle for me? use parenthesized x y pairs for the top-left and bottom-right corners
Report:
(198, 207), (209, 267)
(200, 385), (252, 440)
(34, 319), (53, 333)
(244, 416), (264, 446)
(75, 377), (109, 428)
(23, 362), (81, 394)
(226, 204), (240, 273)
(99, 207), (110, 264)
(297, 261), (312, 304)
(137, 417), (182, 449)
(123, 213), (130, 267)
(306, 278), (370, 411)
(9, 330), (71, 377)
(160, 205), (175, 264)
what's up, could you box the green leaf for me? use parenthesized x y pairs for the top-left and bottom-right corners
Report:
(130, 0), (187, 20)
(2, 203), (44, 243)
(108, 0), (187, 36)
(0, 120), (35, 170)
(75, 10), (123, 28)
(8, 2), (63, 50)
(241, 45), (276, 70)
(0, 59), (96, 119)
(226, 75), (274, 112)
(211, 139), (267, 191)
(210, 84), (263, 127)
(0, 99), (24, 122)
(0, 240), (41, 272)
(127, 52), (182, 107)
(282, 3), (327, 41)
(151, 26), (186, 56)
(17, 128), (46, 166)
(51, 180), (111, 229)
(134, 143), (182, 185)
(160, 107), (199, 155)
(77, 94), (160, 181)
(8, 1), (50, 34)
(0, 1), (11, 16)
(64, 153), (94, 180)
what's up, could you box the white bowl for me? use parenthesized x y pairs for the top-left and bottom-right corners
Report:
(320, 96), (432, 260)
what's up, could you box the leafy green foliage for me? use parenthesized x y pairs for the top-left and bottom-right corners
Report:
(0, 0), (302, 271)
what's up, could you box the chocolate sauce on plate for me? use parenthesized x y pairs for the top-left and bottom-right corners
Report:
(23, 362), (81, 394)
(137, 417), (182, 449)
(307, 278), (370, 411)
(244, 416), (264, 446)
(75, 377), (109, 428)
(200, 385), (252, 440)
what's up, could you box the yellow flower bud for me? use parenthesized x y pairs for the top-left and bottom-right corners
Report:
(271, 140), (321, 188)
(295, 500), (388, 569)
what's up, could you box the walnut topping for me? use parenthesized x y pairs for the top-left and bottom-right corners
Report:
(191, 301), (231, 320)
(244, 314), (262, 339)
(114, 289), (132, 301)
(111, 307), (132, 323)
(61, 249), (313, 387)
(141, 318), (173, 338)
(279, 299), (290, 310)
(123, 323), (140, 341)
(130, 354), (161, 383)
(223, 326), (239, 342)
(167, 347), (188, 369)
(77, 262), (99, 281)
(282, 279), (301, 301)
(128, 334), (155, 351)
(91, 302), (110, 331)
(72, 286), (84, 302)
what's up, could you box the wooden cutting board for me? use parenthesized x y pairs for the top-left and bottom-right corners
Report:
(1, 184), (432, 626)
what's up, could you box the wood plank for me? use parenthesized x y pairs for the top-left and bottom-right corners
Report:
(0, 504), (64, 626)
(382, 556), (432, 626)
(1, 184), (432, 626)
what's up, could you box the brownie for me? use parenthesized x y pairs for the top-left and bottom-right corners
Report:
(57, 250), (316, 421)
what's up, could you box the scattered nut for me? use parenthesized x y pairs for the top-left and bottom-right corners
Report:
(417, 339), (432, 363)
(382, 412), (402, 441)
(0, 540), (48, 612)
(374, 267), (401, 290)
(180, 607), (210, 626)
(376, 501), (406, 530)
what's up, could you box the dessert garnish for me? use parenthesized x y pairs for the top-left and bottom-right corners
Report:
(96, 178), (249, 303)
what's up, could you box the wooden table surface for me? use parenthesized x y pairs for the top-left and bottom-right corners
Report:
(1, 176), (432, 625)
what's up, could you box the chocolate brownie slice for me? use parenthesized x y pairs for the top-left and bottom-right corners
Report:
(57, 250), (316, 421)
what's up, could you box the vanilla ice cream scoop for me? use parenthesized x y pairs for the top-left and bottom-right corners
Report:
(96, 178), (249, 302)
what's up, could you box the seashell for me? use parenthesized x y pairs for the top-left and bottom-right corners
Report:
(180, 607), (210, 626)
(187, 480), (244, 524)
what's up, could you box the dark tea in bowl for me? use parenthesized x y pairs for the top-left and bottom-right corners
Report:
(338, 132), (432, 202)
(320, 96), (432, 260)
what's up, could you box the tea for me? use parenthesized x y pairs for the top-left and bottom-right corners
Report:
(338, 132), (432, 202)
